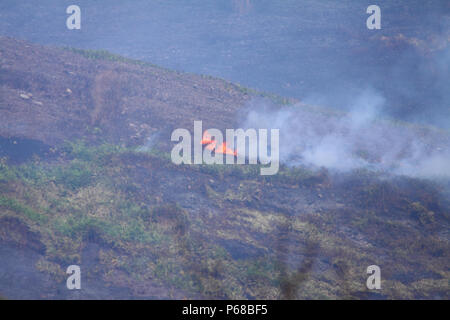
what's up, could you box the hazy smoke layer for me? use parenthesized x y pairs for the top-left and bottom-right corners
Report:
(1, 1), (448, 128)
(242, 91), (450, 179)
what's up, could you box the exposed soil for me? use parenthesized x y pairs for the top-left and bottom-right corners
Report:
(0, 36), (260, 147)
(0, 37), (448, 299)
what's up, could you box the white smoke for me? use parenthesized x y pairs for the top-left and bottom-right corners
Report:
(241, 89), (450, 179)
(137, 131), (161, 152)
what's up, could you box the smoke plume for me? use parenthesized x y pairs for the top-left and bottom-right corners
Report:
(241, 90), (450, 179)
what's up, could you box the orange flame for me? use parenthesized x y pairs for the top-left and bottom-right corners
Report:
(201, 130), (214, 145)
(201, 130), (237, 156)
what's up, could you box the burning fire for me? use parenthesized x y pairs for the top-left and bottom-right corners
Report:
(201, 130), (237, 156)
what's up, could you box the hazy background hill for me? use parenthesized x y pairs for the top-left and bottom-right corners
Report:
(1, 0), (449, 127)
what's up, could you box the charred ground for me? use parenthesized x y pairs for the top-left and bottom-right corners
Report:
(0, 37), (448, 299)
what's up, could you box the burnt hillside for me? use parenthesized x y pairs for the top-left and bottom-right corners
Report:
(0, 36), (271, 148)
(0, 38), (448, 299)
